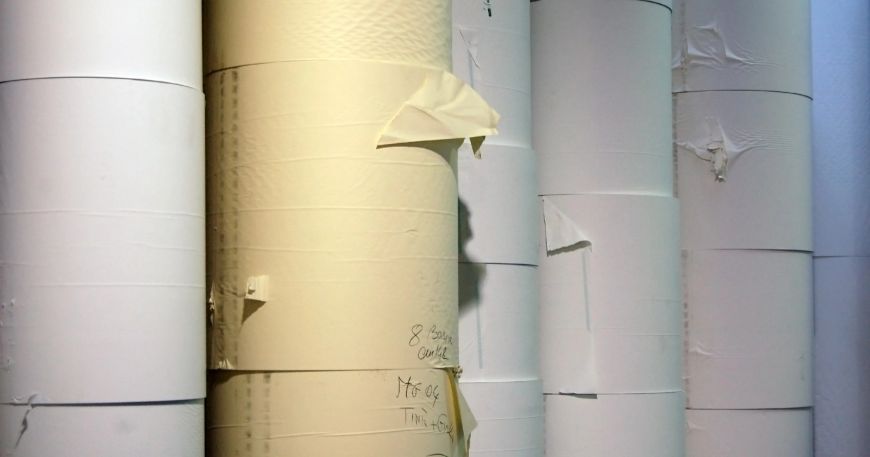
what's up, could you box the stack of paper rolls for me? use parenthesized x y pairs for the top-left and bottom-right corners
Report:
(532, 1), (685, 456)
(453, 2), (544, 456)
(673, 0), (814, 455)
(204, 1), (498, 456)
(0, 2), (205, 456)
(811, 0), (870, 455)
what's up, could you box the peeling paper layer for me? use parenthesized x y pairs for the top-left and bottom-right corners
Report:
(539, 195), (682, 394)
(676, 91), (812, 251)
(204, 0), (451, 73)
(684, 250), (813, 409)
(208, 369), (472, 457)
(686, 409), (812, 457)
(0, 79), (205, 403)
(533, 0), (673, 196)
(545, 392), (685, 457)
(0, 401), (204, 457)
(459, 380), (544, 457)
(0, 0), (202, 88)
(206, 60), (497, 371)
(672, 0), (811, 95)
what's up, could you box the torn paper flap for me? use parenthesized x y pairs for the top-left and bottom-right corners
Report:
(378, 70), (500, 153)
(541, 197), (590, 254)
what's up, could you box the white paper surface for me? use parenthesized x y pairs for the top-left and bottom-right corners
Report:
(686, 409), (812, 457)
(459, 380), (544, 457)
(814, 257), (870, 457)
(676, 91), (812, 251)
(539, 195), (682, 394)
(672, 0), (811, 96)
(0, 79), (205, 403)
(545, 392), (685, 457)
(684, 250), (813, 409)
(0, 0), (202, 89)
(0, 401), (204, 457)
(533, 0), (673, 196)
(459, 144), (538, 265)
(459, 264), (538, 382)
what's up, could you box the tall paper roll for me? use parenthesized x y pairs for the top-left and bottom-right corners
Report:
(459, 380), (544, 457)
(686, 409), (812, 457)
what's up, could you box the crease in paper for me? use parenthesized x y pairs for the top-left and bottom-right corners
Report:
(676, 117), (780, 182)
(541, 197), (590, 253)
(678, 20), (772, 73)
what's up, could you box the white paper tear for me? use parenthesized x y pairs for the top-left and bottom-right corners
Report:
(541, 197), (591, 253)
(676, 117), (776, 182)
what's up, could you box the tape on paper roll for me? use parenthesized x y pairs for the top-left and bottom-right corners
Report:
(676, 91), (812, 251)
(686, 409), (812, 457)
(533, 0), (673, 196)
(0, 79), (205, 403)
(208, 369), (473, 457)
(684, 250), (813, 409)
(673, 0), (811, 96)
(206, 61), (498, 371)
(545, 392), (685, 457)
(204, 0), (451, 73)
(459, 380), (545, 457)
(459, 264), (539, 381)
(0, 401), (204, 457)
(458, 144), (538, 265)
(539, 195), (682, 394)
(0, 0), (202, 88)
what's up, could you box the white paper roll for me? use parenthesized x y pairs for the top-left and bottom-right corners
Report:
(459, 264), (538, 381)
(0, 401), (204, 457)
(459, 380), (544, 457)
(539, 195), (682, 394)
(0, 79), (205, 403)
(814, 257), (870, 457)
(672, 0), (811, 96)
(459, 145), (538, 265)
(0, 0), (202, 89)
(684, 250), (813, 409)
(546, 392), (685, 457)
(676, 91), (812, 251)
(686, 409), (812, 457)
(533, 0), (673, 196)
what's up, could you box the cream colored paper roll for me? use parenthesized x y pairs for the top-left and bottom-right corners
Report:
(459, 144), (538, 265)
(676, 91), (812, 251)
(684, 250), (813, 409)
(533, 0), (673, 196)
(539, 195), (682, 394)
(546, 392), (685, 457)
(0, 0), (201, 88)
(204, 0), (451, 73)
(0, 79), (205, 403)
(459, 264), (538, 381)
(0, 401), (204, 457)
(459, 380), (544, 457)
(673, 0), (811, 96)
(208, 369), (473, 457)
(686, 409), (812, 457)
(206, 61), (497, 371)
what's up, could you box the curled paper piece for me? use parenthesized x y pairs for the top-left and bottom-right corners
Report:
(676, 117), (768, 182)
(378, 70), (500, 156)
(541, 197), (591, 254)
(450, 373), (478, 456)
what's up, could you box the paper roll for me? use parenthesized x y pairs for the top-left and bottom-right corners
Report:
(672, 0), (811, 96)
(208, 369), (472, 457)
(206, 61), (497, 371)
(684, 250), (812, 409)
(0, 401), (204, 457)
(0, 0), (202, 88)
(676, 91), (812, 251)
(686, 409), (812, 457)
(459, 380), (544, 457)
(533, 0), (673, 196)
(814, 257), (870, 457)
(539, 195), (682, 394)
(459, 264), (539, 381)
(545, 392), (685, 457)
(204, 0), (451, 73)
(0, 79), (205, 403)
(459, 144), (538, 265)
